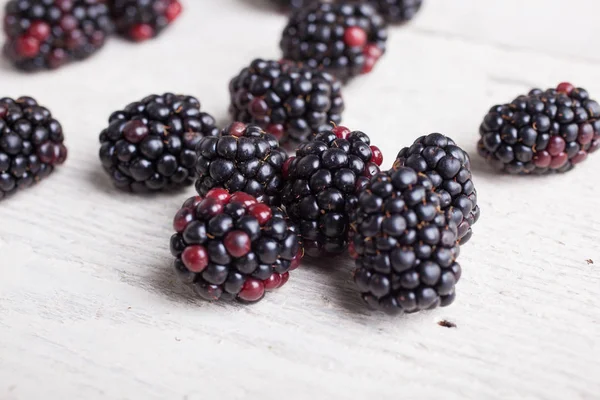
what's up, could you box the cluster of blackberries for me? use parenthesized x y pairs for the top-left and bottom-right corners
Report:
(228, 1), (424, 146)
(345, 131), (476, 314)
(187, 115), (477, 314)
(2, 0), (183, 71)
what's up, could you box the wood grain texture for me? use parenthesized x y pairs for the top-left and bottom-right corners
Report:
(0, 1), (599, 399)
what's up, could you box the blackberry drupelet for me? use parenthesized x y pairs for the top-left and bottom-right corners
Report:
(171, 189), (304, 303)
(0, 97), (67, 201)
(109, 0), (182, 42)
(478, 82), (600, 174)
(229, 58), (344, 145)
(3, 0), (114, 71)
(280, 2), (388, 81)
(195, 122), (288, 206)
(350, 167), (461, 314)
(370, 0), (423, 24)
(99, 93), (218, 192)
(394, 133), (480, 244)
(281, 126), (383, 256)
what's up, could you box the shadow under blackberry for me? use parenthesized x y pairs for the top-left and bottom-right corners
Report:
(303, 255), (373, 316)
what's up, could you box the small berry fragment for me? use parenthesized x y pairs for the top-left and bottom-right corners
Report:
(3, 0), (114, 71)
(370, 0), (424, 24)
(110, 0), (183, 41)
(0, 97), (67, 201)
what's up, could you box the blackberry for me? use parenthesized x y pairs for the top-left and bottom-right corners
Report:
(195, 122), (288, 206)
(281, 126), (383, 256)
(370, 0), (423, 24)
(273, 0), (317, 10)
(280, 2), (388, 81)
(3, 0), (114, 71)
(0, 97), (67, 201)
(99, 93), (218, 192)
(350, 167), (461, 314)
(171, 189), (304, 303)
(229, 58), (344, 145)
(478, 82), (600, 174)
(109, 0), (182, 42)
(394, 133), (480, 244)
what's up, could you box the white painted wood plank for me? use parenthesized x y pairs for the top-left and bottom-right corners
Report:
(1, 1), (599, 399)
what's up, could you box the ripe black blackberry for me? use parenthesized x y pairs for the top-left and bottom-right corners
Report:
(3, 0), (114, 71)
(195, 122), (288, 206)
(171, 189), (304, 303)
(99, 93), (218, 192)
(370, 0), (423, 24)
(109, 0), (182, 42)
(0, 97), (67, 201)
(350, 167), (461, 314)
(394, 133), (480, 244)
(280, 2), (388, 81)
(229, 59), (344, 145)
(273, 0), (317, 10)
(478, 82), (600, 174)
(281, 126), (383, 256)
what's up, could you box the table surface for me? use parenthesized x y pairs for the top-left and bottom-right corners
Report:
(1, 1), (599, 399)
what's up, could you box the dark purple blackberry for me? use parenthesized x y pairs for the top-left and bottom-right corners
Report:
(99, 93), (218, 192)
(229, 58), (344, 146)
(109, 0), (182, 42)
(3, 0), (114, 71)
(350, 167), (461, 314)
(171, 189), (304, 303)
(195, 122), (288, 206)
(394, 133), (480, 245)
(478, 82), (600, 174)
(280, 2), (388, 81)
(273, 0), (317, 10)
(281, 126), (383, 256)
(370, 0), (423, 24)
(0, 97), (67, 201)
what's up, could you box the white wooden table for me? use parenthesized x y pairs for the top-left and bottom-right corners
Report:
(1, 1), (599, 399)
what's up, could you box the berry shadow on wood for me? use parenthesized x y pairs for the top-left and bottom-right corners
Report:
(236, 0), (278, 12)
(303, 255), (374, 316)
(143, 256), (234, 310)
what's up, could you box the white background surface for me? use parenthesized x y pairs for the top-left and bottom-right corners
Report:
(1, 1), (599, 399)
